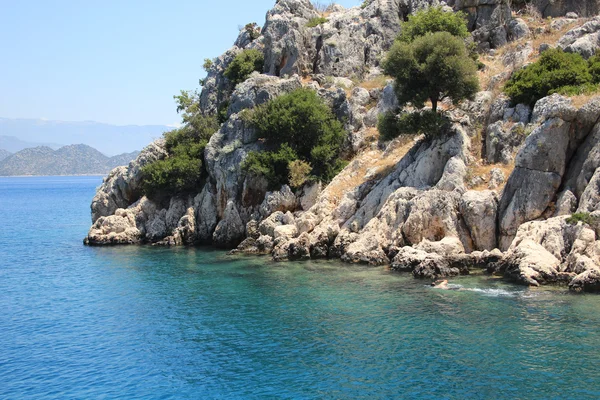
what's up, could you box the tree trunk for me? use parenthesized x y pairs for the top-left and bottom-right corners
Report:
(431, 98), (438, 113)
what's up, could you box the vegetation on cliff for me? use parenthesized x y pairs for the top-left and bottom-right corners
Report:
(381, 6), (478, 139)
(141, 91), (219, 199)
(243, 88), (346, 189)
(224, 49), (264, 86)
(505, 48), (600, 107)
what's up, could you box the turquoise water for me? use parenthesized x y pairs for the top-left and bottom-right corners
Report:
(1, 177), (600, 399)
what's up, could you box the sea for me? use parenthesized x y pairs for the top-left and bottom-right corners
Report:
(1, 176), (600, 399)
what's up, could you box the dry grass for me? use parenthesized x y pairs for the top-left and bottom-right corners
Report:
(570, 91), (600, 108)
(479, 16), (578, 93)
(324, 136), (415, 201)
(359, 75), (390, 90)
(467, 162), (515, 191)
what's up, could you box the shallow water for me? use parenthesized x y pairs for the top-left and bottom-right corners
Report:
(1, 176), (600, 399)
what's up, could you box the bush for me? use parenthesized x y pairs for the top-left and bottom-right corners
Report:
(383, 31), (479, 113)
(243, 88), (346, 188)
(398, 6), (469, 43)
(378, 110), (450, 141)
(245, 22), (260, 41)
(141, 114), (219, 199)
(288, 160), (312, 188)
(307, 17), (328, 27)
(588, 52), (600, 83)
(202, 58), (213, 71)
(504, 48), (594, 107)
(224, 49), (264, 86)
(567, 212), (597, 226)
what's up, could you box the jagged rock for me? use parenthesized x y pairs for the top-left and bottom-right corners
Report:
(460, 191), (498, 251)
(90, 140), (167, 223)
(287, 232), (311, 260)
(434, 156), (467, 193)
(578, 168), (600, 212)
(507, 18), (530, 41)
(498, 239), (561, 286)
(273, 224), (298, 239)
(228, 74), (302, 115)
(569, 268), (600, 292)
(558, 16), (600, 59)
(212, 201), (245, 246)
(554, 189), (578, 216)
(499, 95), (579, 248)
(530, 93), (577, 124)
(200, 48), (239, 116)
(300, 181), (321, 211)
(502, 41), (533, 68)
(488, 168), (505, 189)
(85, 208), (142, 245)
(460, 91), (494, 126)
(259, 185), (297, 217)
(485, 121), (526, 164)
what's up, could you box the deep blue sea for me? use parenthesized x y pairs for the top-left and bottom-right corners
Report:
(1, 176), (600, 399)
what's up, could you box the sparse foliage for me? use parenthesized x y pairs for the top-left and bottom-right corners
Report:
(307, 17), (329, 27)
(203, 58), (213, 71)
(567, 212), (597, 225)
(289, 160), (313, 188)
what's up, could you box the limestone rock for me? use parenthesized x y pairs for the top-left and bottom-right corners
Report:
(460, 191), (498, 251)
(558, 16), (600, 59)
(90, 139), (167, 223)
(498, 239), (561, 286)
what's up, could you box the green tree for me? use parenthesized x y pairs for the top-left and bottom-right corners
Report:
(398, 6), (469, 43)
(224, 49), (264, 86)
(383, 31), (479, 113)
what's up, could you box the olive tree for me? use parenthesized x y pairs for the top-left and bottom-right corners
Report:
(383, 31), (479, 113)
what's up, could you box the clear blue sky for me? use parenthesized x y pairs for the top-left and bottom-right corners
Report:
(0, 0), (360, 126)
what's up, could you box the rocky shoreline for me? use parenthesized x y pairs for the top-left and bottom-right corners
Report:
(85, 0), (600, 293)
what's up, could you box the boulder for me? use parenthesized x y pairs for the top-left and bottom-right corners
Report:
(558, 16), (600, 59)
(460, 191), (498, 251)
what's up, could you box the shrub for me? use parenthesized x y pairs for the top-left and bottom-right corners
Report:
(243, 88), (346, 188)
(224, 49), (264, 86)
(288, 160), (313, 188)
(383, 31), (479, 113)
(360, 0), (371, 9)
(398, 6), (469, 43)
(141, 110), (219, 199)
(202, 58), (213, 71)
(567, 212), (597, 225)
(504, 48), (594, 107)
(307, 17), (328, 27)
(217, 100), (230, 124)
(378, 110), (450, 141)
(245, 22), (260, 41)
(588, 52), (600, 83)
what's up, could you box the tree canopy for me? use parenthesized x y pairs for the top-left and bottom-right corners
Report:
(398, 6), (469, 43)
(383, 31), (479, 113)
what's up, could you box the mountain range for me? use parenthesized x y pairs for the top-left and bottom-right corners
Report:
(0, 144), (139, 176)
(0, 118), (171, 156)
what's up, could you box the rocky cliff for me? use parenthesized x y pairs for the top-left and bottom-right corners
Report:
(85, 0), (600, 292)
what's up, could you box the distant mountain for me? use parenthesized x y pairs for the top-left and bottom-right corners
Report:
(0, 149), (11, 162)
(0, 144), (139, 176)
(0, 135), (63, 153)
(0, 118), (170, 156)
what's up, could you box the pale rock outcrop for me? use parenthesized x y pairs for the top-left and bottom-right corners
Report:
(558, 16), (600, 59)
(498, 95), (580, 249)
(459, 191), (498, 251)
(90, 140), (167, 223)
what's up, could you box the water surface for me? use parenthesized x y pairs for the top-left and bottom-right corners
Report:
(1, 176), (599, 399)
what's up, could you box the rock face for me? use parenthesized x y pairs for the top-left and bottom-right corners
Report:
(86, 1), (600, 291)
(558, 16), (600, 58)
(515, 0), (600, 18)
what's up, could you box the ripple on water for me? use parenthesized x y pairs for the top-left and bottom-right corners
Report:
(1, 177), (600, 399)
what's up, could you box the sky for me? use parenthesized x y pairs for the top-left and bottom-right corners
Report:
(0, 0), (361, 126)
